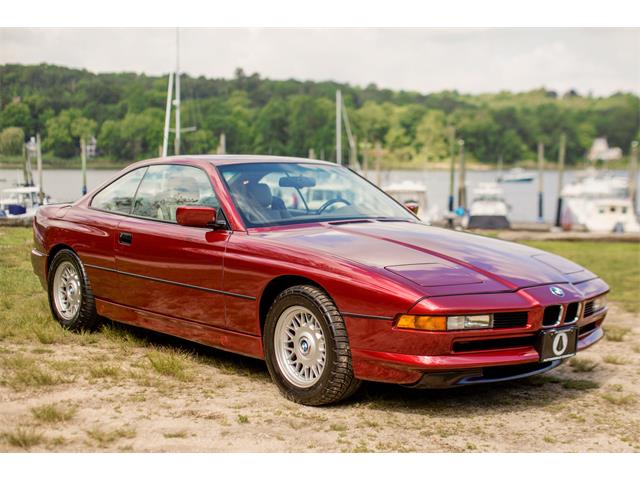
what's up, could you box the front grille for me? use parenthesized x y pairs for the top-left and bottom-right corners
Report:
(542, 305), (563, 326)
(453, 335), (536, 353)
(493, 311), (528, 329)
(583, 300), (594, 318)
(564, 302), (580, 323)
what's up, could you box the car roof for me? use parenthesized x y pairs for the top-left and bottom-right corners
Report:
(126, 154), (338, 169)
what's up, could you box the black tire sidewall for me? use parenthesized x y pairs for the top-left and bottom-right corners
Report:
(264, 290), (339, 404)
(47, 250), (87, 329)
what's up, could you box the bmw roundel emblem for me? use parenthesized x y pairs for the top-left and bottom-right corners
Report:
(550, 286), (565, 297)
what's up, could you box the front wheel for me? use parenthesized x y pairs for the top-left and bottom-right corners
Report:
(264, 285), (361, 406)
(47, 249), (101, 331)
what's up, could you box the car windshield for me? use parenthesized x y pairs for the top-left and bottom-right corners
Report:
(218, 162), (415, 228)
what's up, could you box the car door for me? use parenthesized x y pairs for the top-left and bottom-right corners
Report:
(82, 167), (147, 303)
(114, 164), (229, 328)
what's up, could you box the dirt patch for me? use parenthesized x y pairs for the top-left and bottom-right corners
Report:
(1, 303), (638, 452)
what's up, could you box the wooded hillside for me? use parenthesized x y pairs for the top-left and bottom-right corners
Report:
(1, 63), (638, 167)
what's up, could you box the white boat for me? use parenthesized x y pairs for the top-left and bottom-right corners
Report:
(0, 185), (49, 220)
(497, 168), (535, 183)
(463, 182), (511, 229)
(561, 171), (639, 233)
(562, 170), (628, 198)
(383, 180), (439, 224)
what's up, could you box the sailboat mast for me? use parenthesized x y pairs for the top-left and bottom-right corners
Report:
(336, 89), (342, 165)
(162, 72), (174, 157)
(174, 28), (181, 156)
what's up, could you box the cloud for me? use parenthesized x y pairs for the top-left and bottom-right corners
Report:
(1, 27), (638, 95)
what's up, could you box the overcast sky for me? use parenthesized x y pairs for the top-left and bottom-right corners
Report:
(1, 28), (638, 96)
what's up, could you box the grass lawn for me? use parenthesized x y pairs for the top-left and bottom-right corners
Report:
(522, 240), (640, 313)
(1, 226), (639, 452)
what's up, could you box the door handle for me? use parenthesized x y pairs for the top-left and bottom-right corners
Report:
(118, 232), (133, 245)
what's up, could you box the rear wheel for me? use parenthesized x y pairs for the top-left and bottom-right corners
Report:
(47, 249), (100, 331)
(264, 285), (361, 405)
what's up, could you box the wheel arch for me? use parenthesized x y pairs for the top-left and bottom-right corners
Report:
(259, 275), (331, 335)
(46, 243), (76, 277)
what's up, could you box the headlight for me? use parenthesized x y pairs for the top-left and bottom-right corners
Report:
(395, 314), (493, 331)
(447, 314), (492, 330)
(592, 295), (608, 312)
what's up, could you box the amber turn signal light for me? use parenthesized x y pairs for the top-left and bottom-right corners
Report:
(395, 315), (447, 331)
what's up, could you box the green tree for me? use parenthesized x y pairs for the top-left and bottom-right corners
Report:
(414, 111), (449, 162)
(353, 101), (391, 142)
(42, 109), (96, 158)
(253, 98), (290, 155)
(0, 102), (31, 131)
(287, 96), (334, 158)
(98, 108), (162, 160)
(0, 127), (24, 155)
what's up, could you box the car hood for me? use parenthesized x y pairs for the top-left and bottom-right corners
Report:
(257, 220), (597, 297)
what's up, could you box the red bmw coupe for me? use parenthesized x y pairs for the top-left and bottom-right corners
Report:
(31, 156), (609, 405)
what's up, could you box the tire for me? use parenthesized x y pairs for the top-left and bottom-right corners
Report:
(263, 285), (361, 406)
(47, 249), (101, 332)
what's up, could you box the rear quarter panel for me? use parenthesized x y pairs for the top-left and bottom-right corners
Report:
(35, 204), (122, 302)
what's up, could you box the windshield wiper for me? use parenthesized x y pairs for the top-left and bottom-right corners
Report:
(373, 217), (416, 223)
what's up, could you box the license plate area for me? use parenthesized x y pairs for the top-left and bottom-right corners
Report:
(537, 326), (578, 362)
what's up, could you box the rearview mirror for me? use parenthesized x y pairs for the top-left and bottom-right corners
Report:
(176, 206), (217, 228)
(279, 176), (316, 189)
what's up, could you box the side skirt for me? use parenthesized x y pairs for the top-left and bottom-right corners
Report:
(95, 299), (264, 360)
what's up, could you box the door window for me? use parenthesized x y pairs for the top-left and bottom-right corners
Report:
(91, 167), (147, 214)
(131, 165), (218, 222)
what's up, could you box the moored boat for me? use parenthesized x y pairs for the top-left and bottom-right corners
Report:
(561, 171), (639, 233)
(383, 180), (440, 224)
(498, 168), (535, 183)
(0, 185), (49, 221)
(463, 182), (511, 229)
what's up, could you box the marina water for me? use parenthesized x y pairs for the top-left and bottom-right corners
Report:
(2, 168), (639, 225)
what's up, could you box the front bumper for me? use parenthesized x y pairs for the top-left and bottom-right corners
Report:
(31, 248), (48, 290)
(349, 321), (604, 386)
(345, 279), (608, 386)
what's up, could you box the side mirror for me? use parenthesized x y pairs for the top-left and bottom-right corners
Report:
(404, 201), (420, 215)
(176, 206), (217, 228)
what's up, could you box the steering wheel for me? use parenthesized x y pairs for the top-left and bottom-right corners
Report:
(317, 197), (351, 214)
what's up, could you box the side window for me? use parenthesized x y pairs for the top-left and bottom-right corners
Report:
(91, 168), (146, 214)
(131, 165), (218, 222)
